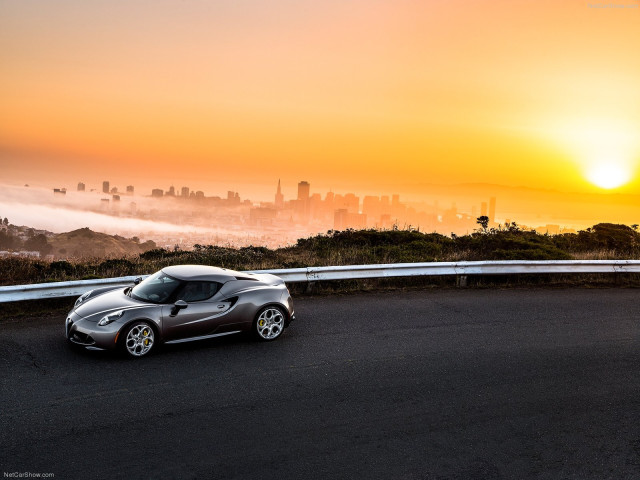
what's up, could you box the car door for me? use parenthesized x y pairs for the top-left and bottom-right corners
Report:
(161, 281), (229, 341)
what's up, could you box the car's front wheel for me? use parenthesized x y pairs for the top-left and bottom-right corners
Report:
(121, 321), (155, 358)
(254, 306), (285, 341)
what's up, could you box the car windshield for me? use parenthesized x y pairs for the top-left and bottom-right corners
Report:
(131, 271), (184, 304)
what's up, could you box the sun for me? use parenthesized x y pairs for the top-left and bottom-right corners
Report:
(549, 117), (638, 191)
(585, 161), (631, 189)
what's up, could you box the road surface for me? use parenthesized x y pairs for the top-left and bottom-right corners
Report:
(1, 288), (639, 479)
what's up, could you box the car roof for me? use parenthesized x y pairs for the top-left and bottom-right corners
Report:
(161, 264), (248, 283)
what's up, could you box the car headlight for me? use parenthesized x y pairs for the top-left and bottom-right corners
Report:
(74, 291), (92, 308)
(98, 310), (125, 326)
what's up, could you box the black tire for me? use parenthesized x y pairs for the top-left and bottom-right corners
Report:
(120, 321), (156, 358)
(253, 306), (286, 342)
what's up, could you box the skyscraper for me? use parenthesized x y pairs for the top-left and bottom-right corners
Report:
(297, 181), (311, 220)
(380, 195), (390, 215)
(102, 181), (110, 194)
(77, 182), (85, 192)
(489, 197), (496, 223)
(297, 181), (310, 202)
(275, 179), (284, 208)
(344, 193), (359, 213)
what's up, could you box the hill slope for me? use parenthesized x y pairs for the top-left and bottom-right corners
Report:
(49, 228), (156, 258)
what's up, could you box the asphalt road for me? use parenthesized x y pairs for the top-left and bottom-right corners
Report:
(1, 288), (640, 479)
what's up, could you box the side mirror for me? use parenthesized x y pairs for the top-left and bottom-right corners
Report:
(134, 277), (143, 285)
(171, 300), (188, 316)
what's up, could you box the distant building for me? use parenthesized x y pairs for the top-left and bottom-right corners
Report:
(324, 191), (335, 210)
(363, 196), (381, 226)
(151, 189), (163, 198)
(309, 193), (322, 219)
(297, 181), (310, 202)
(112, 194), (120, 202)
(334, 209), (348, 230)
(166, 186), (175, 196)
(227, 191), (240, 205)
(53, 188), (66, 196)
(489, 197), (496, 223)
(110, 187), (118, 194)
(126, 185), (134, 195)
(102, 181), (110, 194)
(334, 209), (366, 230)
(77, 182), (85, 192)
(181, 186), (189, 198)
(297, 181), (310, 219)
(249, 207), (277, 226)
(344, 193), (359, 213)
(380, 195), (390, 215)
(379, 214), (393, 229)
(0, 250), (40, 259)
(391, 194), (405, 218)
(275, 179), (284, 208)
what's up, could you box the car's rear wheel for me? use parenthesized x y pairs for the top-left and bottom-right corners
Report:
(121, 321), (155, 357)
(254, 306), (285, 341)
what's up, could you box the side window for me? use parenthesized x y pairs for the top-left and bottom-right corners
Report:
(176, 282), (220, 302)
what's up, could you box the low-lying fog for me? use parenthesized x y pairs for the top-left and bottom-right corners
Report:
(0, 184), (213, 237)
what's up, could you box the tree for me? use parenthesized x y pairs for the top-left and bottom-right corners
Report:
(505, 221), (521, 233)
(0, 231), (17, 249)
(476, 216), (489, 233)
(2, 218), (8, 226)
(23, 234), (52, 256)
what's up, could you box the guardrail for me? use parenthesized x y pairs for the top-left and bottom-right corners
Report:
(1, 260), (639, 303)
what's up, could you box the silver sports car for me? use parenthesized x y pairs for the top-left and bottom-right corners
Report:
(65, 265), (295, 357)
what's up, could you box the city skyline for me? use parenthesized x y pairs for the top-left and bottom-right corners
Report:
(4, 168), (640, 247)
(3, 174), (625, 242)
(2, 1), (640, 202)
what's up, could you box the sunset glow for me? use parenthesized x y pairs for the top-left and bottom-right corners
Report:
(549, 117), (640, 191)
(2, 0), (640, 235)
(586, 162), (632, 189)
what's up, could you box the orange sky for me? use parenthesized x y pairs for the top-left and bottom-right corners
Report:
(2, 0), (640, 200)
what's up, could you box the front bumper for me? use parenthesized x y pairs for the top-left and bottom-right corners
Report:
(65, 312), (120, 351)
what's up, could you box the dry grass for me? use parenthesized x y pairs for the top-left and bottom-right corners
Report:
(571, 249), (623, 260)
(2, 225), (640, 287)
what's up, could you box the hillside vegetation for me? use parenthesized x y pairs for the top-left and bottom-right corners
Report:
(0, 224), (156, 258)
(48, 228), (156, 258)
(1, 222), (639, 286)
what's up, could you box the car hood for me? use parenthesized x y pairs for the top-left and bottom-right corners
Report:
(74, 288), (147, 321)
